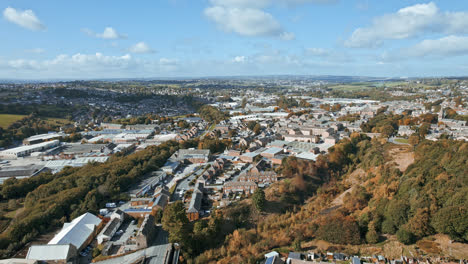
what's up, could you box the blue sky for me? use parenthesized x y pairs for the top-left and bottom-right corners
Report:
(1, 0), (468, 79)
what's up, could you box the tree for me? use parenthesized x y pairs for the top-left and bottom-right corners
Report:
(418, 123), (430, 138)
(252, 188), (265, 212)
(381, 219), (396, 234)
(162, 201), (191, 244)
(366, 222), (379, 244)
(293, 237), (302, 251)
(385, 199), (409, 227)
(431, 206), (468, 242)
(316, 214), (362, 245)
(396, 227), (415, 245)
(253, 123), (261, 135)
(454, 96), (463, 107)
(406, 208), (433, 238)
(408, 134), (420, 149)
(241, 97), (247, 108)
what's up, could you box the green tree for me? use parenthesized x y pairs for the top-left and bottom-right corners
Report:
(396, 227), (415, 245)
(431, 206), (468, 242)
(162, 201), (191, 244)
(381, 219), (396, 234)
(252, 188), (265, 212)
(366, 222), (379, 244)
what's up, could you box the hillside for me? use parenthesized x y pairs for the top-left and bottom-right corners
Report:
(188, 136), (468, 263)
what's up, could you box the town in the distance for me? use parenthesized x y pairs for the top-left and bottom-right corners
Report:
(0, 77), (466, 264)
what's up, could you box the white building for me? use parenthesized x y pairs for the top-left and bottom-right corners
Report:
(0, 140), (60, 159)
(48, 212), (102, 251)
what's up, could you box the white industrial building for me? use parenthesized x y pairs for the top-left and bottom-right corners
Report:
(26, 244), (78, 263)
(48, 212), (102, 251)
(23, 133), (66, 145)
(0, 140), (60, 159)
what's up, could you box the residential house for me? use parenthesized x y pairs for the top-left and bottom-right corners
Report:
(223, 181), (257, 194)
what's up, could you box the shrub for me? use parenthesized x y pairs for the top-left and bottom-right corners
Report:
(397, 227), (415, 245)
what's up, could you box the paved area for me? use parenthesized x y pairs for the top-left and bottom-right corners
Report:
(170, 164), (204, 201)
(111, 220), (138, 244)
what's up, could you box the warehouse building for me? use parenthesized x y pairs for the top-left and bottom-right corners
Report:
(0, 140), (60, 159)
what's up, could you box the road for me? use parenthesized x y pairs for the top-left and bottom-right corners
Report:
(170, 163), (209, 201)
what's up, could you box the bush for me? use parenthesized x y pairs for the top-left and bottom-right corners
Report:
(397, 227), (415, 245)
(316, 214), (362, 245)
(381, 219), (396, 234)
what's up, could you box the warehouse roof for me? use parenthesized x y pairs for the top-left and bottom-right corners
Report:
(48, 213), (101, 249)
(27, 244), (76, 261)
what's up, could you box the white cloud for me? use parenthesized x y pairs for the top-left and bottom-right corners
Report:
(82, 27), (127, 39)
(204, 0), (336, 39)
(233, 56), (247, 63)
(210, 0), (337, 7)
(128, 42), (155, 54)
(3, 7), (45, 31)
(345, 2), (468, 48)
(97, 27), (127, 39)
(396, 35), (468, 59)
(205, 0), (302, 39)
(0, 52), (183, 79)
(278, 0), (338, 6)
(280, 32), (295, 41)
(305, 47), (329, 56)
(205, 6), (283, 37)
(25, 48), (46, 54)
(209, 0), (271, 8)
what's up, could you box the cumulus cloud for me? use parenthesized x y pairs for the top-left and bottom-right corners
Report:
(384, 35), (468, 60)
(0, 52), (182, 79)
(128, 42), (155, 54)
(233, 56), (247, 63)
(205, 0), (297, 39)
(3, 7), (45, 31)
(205, 6), (283, 37)
(82, 27), (127, 39)
(204, 0), (338, 39)
(345, 2), (468, 48)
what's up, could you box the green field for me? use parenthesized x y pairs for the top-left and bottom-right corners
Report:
(0, 114), (27, 128)
(0, 114), (72, 129)
(394, 138), (409, 144)
(329, 83), (376, 91)
(45, 117), (73, 126)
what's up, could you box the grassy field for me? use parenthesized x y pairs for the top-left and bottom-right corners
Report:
(45, 117), (73, 126)
(0, 115), (72, 129)
(328, 83), (376, 91)
(394, 138), (409, 144)
(0, 114), (27, 128)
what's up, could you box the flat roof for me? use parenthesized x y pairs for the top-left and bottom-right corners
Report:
(261, 147), (283, 155)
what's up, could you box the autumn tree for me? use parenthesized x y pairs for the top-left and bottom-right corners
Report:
(366, 222), (379, 244)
